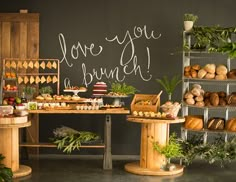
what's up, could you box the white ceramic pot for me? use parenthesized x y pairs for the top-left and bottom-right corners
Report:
(184, 21), (194, 32)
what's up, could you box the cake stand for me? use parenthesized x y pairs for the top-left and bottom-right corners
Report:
(64, 89), (86, 96)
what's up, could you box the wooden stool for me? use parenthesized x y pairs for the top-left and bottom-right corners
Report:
(125, 116), (185, 176)
(0, 116), (31, 178)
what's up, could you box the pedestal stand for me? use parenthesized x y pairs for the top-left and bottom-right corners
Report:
(125, 116), (185, 176)
(0, 116), (31, 178)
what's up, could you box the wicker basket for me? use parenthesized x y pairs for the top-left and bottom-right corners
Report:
(131, 94), (160, 113)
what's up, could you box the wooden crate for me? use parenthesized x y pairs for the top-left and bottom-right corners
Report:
(131, 94), (160, 113)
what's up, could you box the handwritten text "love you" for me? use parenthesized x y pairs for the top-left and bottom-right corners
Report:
(59, 25), (161, 87)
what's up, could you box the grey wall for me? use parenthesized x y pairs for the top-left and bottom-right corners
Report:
(0, 0), (236, 155)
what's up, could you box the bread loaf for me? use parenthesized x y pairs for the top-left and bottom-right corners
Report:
(210, 92), (219, 106)
(207, 117), (225, 130)
(226, 118), (236, 132)
(184, 115), (204, 130)
(227, 93), (236, 105)
(192, 64), (201, 71)
(205, 73), (215, 79)
(197, 69), (207, 79)
(215, 74), (227, 80)
(227, 69), (236, 79)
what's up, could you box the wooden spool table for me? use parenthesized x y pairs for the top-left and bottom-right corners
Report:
(0, 116), (32, 178)
(125, 116), (185, 176)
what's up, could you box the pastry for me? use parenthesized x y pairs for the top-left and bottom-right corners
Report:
(207, 117), (225, 130)
(218, 91), (226, 98)
(192, 84), (202, 89)
(184, 92), (194, 99)
(195, 95), (204, 102)
(219, 98), (227, 106)
(191, 87), (201, 97)
(184, 115), (204, 130)
(190, 69), (197, 78)
(195, 101), (205, 107)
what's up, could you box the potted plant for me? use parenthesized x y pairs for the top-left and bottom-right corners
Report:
(156, 75), (181, 101)
(23, 85), (36, 100)
(0, 154), (13, 182)
(153, 133), (183, 171)
(184, 13), (198, 31)
(39, 86), (53, 97)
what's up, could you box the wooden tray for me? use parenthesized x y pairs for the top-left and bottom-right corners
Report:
(44, 106), (72, 110)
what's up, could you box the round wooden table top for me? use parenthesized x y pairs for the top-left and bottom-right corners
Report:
(127, 115), (185, 124)
(0, 116), (30, 128)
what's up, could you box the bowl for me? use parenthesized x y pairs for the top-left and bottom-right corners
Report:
(15, 105), (26, 110)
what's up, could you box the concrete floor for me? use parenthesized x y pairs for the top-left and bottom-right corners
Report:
(15, 155), (236, 182)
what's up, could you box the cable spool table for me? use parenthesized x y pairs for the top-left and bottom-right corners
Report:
(0, 116), (31, 178)
(125, 116), (185, 176)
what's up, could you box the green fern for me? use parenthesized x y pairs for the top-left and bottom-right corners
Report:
(156, 75), (182, 96)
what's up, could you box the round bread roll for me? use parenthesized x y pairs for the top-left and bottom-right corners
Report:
(192, 64), (201, 71)
(192, 84), (201, 89)
(185, 98), (195, 105)
(191, 87), (201, 97)
(204, 91), (211, 98)
(227, 69), (236, 79)
(215, 74), (227, 80)
(195, 101), (205, 107)
(210, 92), (219, 106)
(219, 98), (227, 106)
(184, 115), (204, 130)
(216, 64), (227, 75)
(195, 95), (204, 102)
(204, 98), (211, 107)
(184, 66), (191, 72)
(205, 73), (215, 79)
(197, 69), (207, 79)
(184, 92), (194, 99)
(204, 64), (216, 74)
(226, 118), (236, 132)
(207, 117), (225, 130)
(184, 71), (192, 78)
(218, 91), (226, 98)
(190, 69), (198, 78)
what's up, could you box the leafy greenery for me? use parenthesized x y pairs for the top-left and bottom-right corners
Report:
(39, 86), (53, 95)
(184, 13), (198, 22)
(153, 133), (183, 162)
(23, 85), (36, 95)
(109, 82), (137, 95)
(50, 126), (100, 154)
(156, 75), (181, 100)
(0, 154), (13, 182)
(180, 135), (236, 167)
(184, 25), (236, 58)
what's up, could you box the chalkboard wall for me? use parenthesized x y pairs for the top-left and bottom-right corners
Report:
(1, 0), (236, 155)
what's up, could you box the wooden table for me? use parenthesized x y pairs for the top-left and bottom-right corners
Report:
(0, 116), (32, 178)
(125, 116), (185, 176)
(25, 109), (130, 170)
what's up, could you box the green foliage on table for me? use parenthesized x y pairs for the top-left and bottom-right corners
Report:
(50, 126), (100, 154)
(109, 82), (137, 95)
(0, 154), (13, 182)
(180, 135), (236, 167)
(153, 133), (183, 162)
(39, 86), (53, 95)
(23, 85), (36, 95)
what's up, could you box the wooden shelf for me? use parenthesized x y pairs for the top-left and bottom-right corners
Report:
(20, 142), (105, 148)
